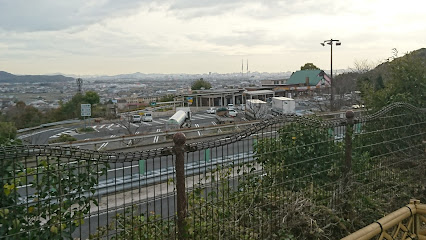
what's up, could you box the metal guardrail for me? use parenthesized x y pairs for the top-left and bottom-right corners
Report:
(17, 119), (82, 133)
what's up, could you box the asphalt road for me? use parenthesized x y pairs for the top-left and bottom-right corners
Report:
(18, 112), (241, 145)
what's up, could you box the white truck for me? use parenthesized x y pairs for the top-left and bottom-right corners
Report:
(271, 97), (295, 115)
(245, 99), (268, 120)
(167, 107), (192, 129)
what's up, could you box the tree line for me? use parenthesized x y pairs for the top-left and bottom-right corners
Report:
(0, 91), (102, 130)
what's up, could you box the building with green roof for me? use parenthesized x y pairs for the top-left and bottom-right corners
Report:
(286, 69), (331, 87)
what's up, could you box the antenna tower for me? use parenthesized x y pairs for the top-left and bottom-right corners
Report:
(241, 59), (244, 76)
(76, 78), (83, 94)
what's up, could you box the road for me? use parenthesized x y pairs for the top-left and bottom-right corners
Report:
(18, 112), (243, 145)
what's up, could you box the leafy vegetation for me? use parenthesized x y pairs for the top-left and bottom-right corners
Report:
(0, 122), (20, 146)
(0, 91), (103, 129)
(358, 48), (426, 110)
(300, 62), (319, 70)
(48, 134), (77, 144)
(0, 153), (109, 239)
(191, 78), (212, 90)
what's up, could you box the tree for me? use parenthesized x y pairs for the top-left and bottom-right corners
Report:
(83, 91), (100, 105)
(300, 63), (319, 70)
(360, 49), (426, 110)
(158, 94), (174, 102)
(0, 122), (21, 146)
(191, 78), (212, 90)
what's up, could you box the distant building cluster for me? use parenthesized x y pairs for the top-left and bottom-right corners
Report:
(0, 69), (335, 112)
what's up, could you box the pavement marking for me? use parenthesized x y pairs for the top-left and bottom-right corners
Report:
(131, 123), (139, 127)
(212, 121), (217, 125)
(110, 135), (116, 138)
(135, 131), (140, 134)
(158, 119), (169, 122)
(108, 124), (114, 128)
(97, 142), (108, 151)
(152, 120), (163, 124)
(99, 125), (105, 129)
(19, 127), (67, 139)
(141, 122), (152, 126)
(195, 124), (202, 136)
(191, 115), (211, 120)
(241, 117), (248, 121)
(153, 129), (161, 143)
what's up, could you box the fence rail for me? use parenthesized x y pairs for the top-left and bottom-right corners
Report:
(342, 199), (426, 240)
(1, 102), (425, 240)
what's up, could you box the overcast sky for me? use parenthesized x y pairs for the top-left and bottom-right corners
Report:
(0, 0), (425, 75)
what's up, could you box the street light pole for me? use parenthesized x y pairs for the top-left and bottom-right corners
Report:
(321, 39), (341, 111)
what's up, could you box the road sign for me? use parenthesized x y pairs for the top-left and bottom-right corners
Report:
(81, 104), (91, 117)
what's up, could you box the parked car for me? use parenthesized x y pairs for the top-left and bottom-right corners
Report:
(132, 115), (141, 123)
(206, 107), (216, 114)
(229, 109), (238, 117)
(227, 104), (235, 110)
(142, 112), (153, 122)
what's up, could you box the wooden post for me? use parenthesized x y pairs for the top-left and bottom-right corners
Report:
(173, 132), (187, 239)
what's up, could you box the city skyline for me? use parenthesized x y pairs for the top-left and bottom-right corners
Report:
(0, 0), (425, 75)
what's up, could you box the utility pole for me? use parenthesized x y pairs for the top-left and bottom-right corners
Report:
(320, 39), (341, 111)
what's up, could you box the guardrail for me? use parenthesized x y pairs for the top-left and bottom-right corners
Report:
(17, 119), (82, 133)
(342, 199), (426, 240)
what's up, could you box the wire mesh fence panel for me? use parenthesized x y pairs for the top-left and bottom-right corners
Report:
(0, 102), (425, 240)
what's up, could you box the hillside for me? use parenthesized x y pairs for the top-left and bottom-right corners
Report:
(0, 71), (74, 83)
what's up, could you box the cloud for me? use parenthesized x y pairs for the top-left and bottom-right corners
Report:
(0, 0), (151, 31)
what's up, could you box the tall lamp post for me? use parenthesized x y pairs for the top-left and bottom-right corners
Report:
(321, 39), (341, 111)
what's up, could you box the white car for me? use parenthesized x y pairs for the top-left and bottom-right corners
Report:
(206, 107), (216, 114)
(142, 112), (153, 122)
(132, 115), (141, 123)
(229, 109), (238, 117)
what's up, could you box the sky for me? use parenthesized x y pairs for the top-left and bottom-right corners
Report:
(0, 0), (425, 75)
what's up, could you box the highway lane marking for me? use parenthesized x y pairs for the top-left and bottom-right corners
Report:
(97, 135), (115, 151)
(97, 142), (108, 151)
(153, 129), (161, 143)
(194, 124), (202, 136)
(18, 127), (67, 139)
(191, 115), (213, 120)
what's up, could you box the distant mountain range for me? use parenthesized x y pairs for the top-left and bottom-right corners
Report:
(0, 71), (74, 83)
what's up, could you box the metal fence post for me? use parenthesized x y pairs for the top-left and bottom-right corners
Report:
(173, 132), (187, 239)
(344, 110), (354, 177)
